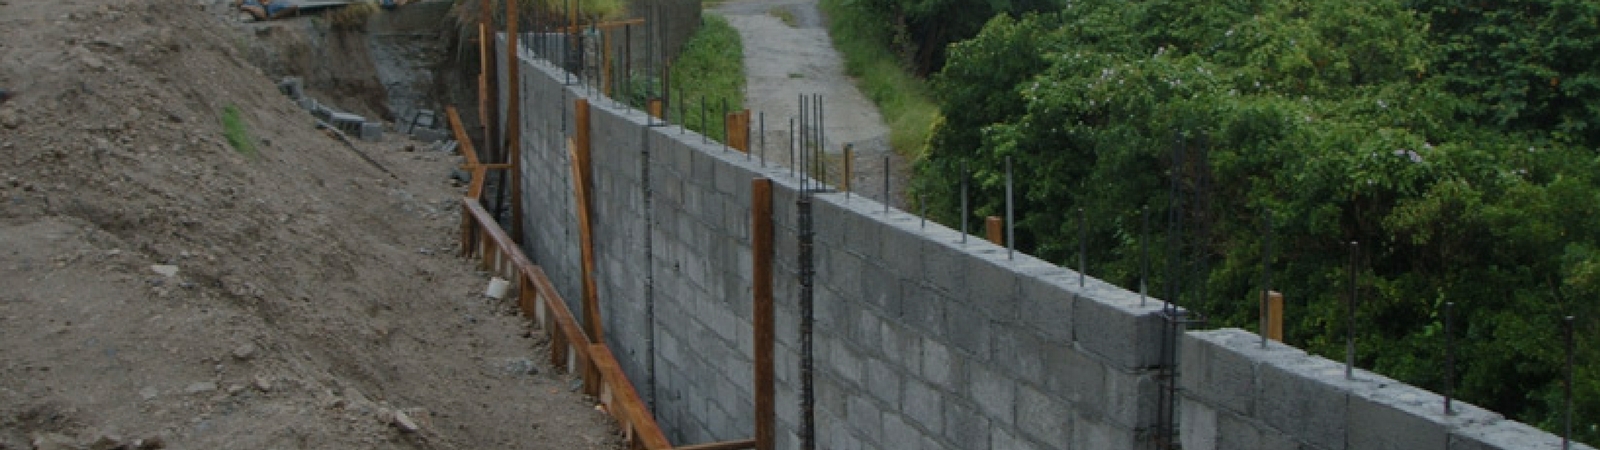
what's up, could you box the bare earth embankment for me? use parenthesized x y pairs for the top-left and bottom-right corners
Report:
(0, 1), (618, 448)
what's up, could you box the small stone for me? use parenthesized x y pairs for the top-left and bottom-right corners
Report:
(251, 375), (273, 392)
(139, 386), (159, 400)
(184, 381), (216, 394)
(231, 343), (256, 361)
(226, 384), (246, 395)
(391, 409), (420, 433)
(0, 109), (20, 129)
(30, 432), (77, 450)
(150, 264), (178, 277)
(88, 433), (124, 450)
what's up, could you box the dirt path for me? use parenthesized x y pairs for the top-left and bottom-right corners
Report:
(713, 0), (913, 208)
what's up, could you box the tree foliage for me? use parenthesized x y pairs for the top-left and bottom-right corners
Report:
(916, 0), (1600, 442)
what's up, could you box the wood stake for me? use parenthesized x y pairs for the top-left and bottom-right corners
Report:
(1267, 291), (1284, 342)
(985, 216), (1003, 246)
(752, 178), (775, 450)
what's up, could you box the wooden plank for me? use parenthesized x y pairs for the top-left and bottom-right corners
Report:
(589, 344), (673, 450)
(986, 216), (1003, 246)
(467, 166), (488, 200)
(445, 106), (481, 166)
(672, 440), (758, 450)
(751, 178), (775, 450)
(556, 18), (645, 33)
(1268, 291), (1284, 342)
(571, 103), (602, 345)
(504, 0), (523, 242)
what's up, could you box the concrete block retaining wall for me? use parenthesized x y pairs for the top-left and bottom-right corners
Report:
(501, 37), (1582, 450)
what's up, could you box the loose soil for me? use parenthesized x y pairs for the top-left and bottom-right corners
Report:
(712, 0), (914, 208)
(0, 1), (620, 449)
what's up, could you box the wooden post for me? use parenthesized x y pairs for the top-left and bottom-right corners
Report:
(842, 144), (852, 194)
(602, 29), (613, 97)
(505, 0), (524, 241)
(985, 216), (1003, 245)
(751, 178), (775, 450)
(1267, 291), (1284, 342)
(726, 110), (751, 152)
(571, 100), (599, 345)
(648, 98), (664, 119)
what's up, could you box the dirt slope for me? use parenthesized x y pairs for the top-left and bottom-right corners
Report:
(0, 1), (617, 449)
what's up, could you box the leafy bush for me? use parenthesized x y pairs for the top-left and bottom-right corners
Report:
(917, 0), (1600, 443)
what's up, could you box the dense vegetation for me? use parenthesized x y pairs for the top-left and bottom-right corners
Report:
(818, 0), (938, 156)
(666, 14), (745, 141)
(912, 0), (1599, 441)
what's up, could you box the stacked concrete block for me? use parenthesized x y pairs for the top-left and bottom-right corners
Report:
(1181, 329), (1593, 450)
(506, 37), (1590, 450)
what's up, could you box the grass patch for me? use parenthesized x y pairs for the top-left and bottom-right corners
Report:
(767, 7), (797, 27)
(221, 105), (258, 157)
(668, 13), (745, 142)
(818, 0), (938, 159)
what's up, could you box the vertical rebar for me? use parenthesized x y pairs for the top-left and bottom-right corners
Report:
(721, 97), (729, 152)
(818, 95), (826, 182)
(1347, 240), (1358, 380)
(882, 156), (890, 213)
(678, 89), (685, 134)
(1565, 315), (1575, 450)
(759, 111), (766, 167)
(919, 190), (926, 229)
(844, 145), (853, 200)
(797, 188), (816, 450)
(1005, 157), (1014, 260)
(700, 96), (707, 144)
(1444, 301), (1455, 415)
(1140, 206), (1149, 307)
(960, 161), (968, 244)
(788, 118), (795, 179)
(1078, 207), (1086, 287)
(1261, 212), (1273, 348)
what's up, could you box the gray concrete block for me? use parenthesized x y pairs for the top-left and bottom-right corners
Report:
(1180, 330), (1261, 416)
(1104, 368), (1159, 430)
(358, 122), (383, 142)
(965, 364), (1016, 426)
(1216, 409), (1299, 450)
(941, 299), (992, 357)
(920, 236), (970, 300)
(847, 395), (885, 444)
(830, 336), (866, 388)
(1041, 345), (1105, 415)
(876, 216), (926, 279)
(1451, 419), (1593, 450)
(898, 280), (946, 336)
(1018, 272), (1074, 344)
(991, 425), (1046, 450)
(879, 319), (921, 371)
(1070, 414), (1137, 450)
(1180, 399), (1219, 450)
(1257, 357), (1348, 450)
(1072, 292), (1165, 370)
(865, 356), (904, 408)
(964, 255), (1021, 323)
(883, 413), (922, 450)
(411, 127), (449, 143)
(942, 400), (992, 450)
(989, 327), (1046, 387)
(1016, 382), (1072, 446)
(920, 336), (955, 388)
(902, 378), (944, 432)
(1348, 392), (1446, 450)
(278, 76), (304, 99)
